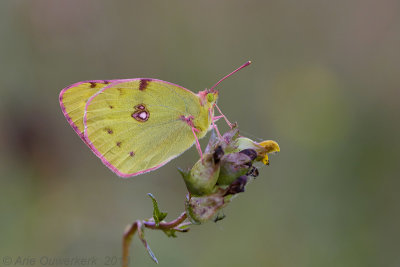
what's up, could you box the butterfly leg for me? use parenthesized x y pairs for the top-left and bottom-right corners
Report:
(214, 104), (233, 129)
(212, 120), (223, 139)
(212, 115), (224, 122)
(181, 115), (203, 160)
(191, 127), (203, 160)
(209, 108), (223, 140)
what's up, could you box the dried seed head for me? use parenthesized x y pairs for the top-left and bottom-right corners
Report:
(185, 192), (225, 224)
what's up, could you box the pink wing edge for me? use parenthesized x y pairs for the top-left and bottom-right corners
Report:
(59, 79), (123, 145)
(60, 78), (196, 178)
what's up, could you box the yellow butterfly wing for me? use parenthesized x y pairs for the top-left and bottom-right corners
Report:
(83, 79), (209, 177)
(59, 80), (113, 141)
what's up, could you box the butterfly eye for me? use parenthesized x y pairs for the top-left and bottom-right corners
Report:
(207, 93), (214, 103)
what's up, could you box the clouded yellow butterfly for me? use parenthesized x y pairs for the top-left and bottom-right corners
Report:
(59, 61), (251, 177)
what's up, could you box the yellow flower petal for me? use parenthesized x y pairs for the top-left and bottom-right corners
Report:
(259, 140), (280, 153)
(262, 155), (269, 165)
(258, 140), (279, 165)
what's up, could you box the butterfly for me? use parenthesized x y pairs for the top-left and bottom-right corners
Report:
(59, 61), (251, 177)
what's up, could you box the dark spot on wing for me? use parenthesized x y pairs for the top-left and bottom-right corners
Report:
(129, 151), (135, 157)
(132, 104), (150, 122)
(117, 88), (124, 95)
(139, 79), (152, 91)
(103, 80), (110, 84)
(90, 82), (96, 88)
(134, 104), (146, 110)
(132, 110), (149, 122)
(116, 141), (122, 147)
(109, 105), (114, 109)
(105, 128), (113, 134)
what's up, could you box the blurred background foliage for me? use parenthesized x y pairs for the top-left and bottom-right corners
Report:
(1, 0), (399, 266)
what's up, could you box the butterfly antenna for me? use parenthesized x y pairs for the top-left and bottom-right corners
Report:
(209, 61), (252, 92)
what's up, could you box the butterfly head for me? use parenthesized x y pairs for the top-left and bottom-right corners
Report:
(207, 90), (219, 104)
(198, 89), (218, 107)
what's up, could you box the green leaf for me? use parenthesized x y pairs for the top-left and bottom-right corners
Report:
(213, 213), (226, 223)
(137, 224), (159, 264)
(148, 193), (167, 226)
(177, 168), (190, 179)
(178, 224), (190, 231)
(163, 229), (177, 238)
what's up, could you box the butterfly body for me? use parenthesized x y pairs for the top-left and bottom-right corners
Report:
(60, 78), (217, 177)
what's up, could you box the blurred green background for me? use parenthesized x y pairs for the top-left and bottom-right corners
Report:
(1, 1), (399, 266)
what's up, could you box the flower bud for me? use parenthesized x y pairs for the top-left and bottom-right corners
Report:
(179, 146), (224, 196)
(217, 151), (254, 186)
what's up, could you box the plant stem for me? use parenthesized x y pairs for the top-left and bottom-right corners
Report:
(143, 212), (187, 229)
(122, 212), (189, 267)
